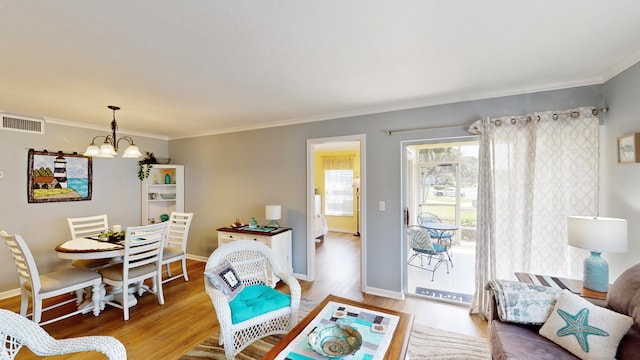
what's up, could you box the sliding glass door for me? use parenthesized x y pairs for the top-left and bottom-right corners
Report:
(404, 141), (478, 304)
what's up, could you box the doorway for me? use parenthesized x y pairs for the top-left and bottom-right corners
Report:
(306, 135), (365, 291)
(403, 139), (478, 304)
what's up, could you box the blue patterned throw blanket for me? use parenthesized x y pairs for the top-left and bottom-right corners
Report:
(486, 280), (562, 325)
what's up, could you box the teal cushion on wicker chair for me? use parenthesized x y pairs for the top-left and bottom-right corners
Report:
(229, 284), (291, 324)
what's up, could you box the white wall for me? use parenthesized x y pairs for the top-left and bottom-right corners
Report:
(602, 61), (640, 280)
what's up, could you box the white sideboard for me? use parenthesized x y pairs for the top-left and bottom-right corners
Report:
(216, 227), (292, 286)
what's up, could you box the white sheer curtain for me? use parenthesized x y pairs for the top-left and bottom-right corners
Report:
(468, 106), (599, 318)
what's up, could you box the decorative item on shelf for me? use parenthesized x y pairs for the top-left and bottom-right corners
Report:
(308, 324), (362, 358)
(160, 213), (169, 222)
(156, 157), (171, 164)
(138, 152), (157, 180)
(248, 217), (258, 229)
(265, 205), (281, 228)
(148, 218), (156, 224)
(231, 218), (243, 228)
(161, 168), (175, 184)
(149, 192), (157, 200)
(567, 216), (628, 292)
(160, 193), (176, 199)
(83, 105), (142, 159)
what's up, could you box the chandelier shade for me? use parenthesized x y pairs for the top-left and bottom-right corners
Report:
(83, 105), (142, 159)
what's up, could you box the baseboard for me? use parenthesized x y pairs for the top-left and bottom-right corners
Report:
(186, 254), (207, 262)
(0, 288), (20, 300)
(293, 272), (309, 281)
(364, 285), (404, 300)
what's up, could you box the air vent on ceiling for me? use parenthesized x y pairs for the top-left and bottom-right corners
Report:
(1, 114), (44, 134)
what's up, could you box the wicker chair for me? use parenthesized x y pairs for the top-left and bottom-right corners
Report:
(161, 212), (194, 284)
(204, 240), (301, 360)
(0, 308), (127, 359)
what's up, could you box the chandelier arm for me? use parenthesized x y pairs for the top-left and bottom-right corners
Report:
(115, 136), (136, 148)
(88, 135), (107, 145)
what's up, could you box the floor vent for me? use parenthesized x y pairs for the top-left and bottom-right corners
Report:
(1, 114), (44, 134)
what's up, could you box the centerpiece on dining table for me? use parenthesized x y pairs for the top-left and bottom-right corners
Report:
(99, 230), (126, 243)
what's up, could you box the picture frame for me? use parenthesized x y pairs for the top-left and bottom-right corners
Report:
(27, 149), (92, 203)
(617, 133), (640, 164)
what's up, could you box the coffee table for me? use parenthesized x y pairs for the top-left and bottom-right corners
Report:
(263, 294), (414, 359)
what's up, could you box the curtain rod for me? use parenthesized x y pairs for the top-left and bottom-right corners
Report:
(383, 123), (469, 135)
(383, 107), (608, 135)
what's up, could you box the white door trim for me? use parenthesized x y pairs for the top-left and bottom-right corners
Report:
(306, 134), (366, 292)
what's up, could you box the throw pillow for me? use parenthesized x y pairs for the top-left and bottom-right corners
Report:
(204, 259), (244, 301)
(539, 290), (633, 360)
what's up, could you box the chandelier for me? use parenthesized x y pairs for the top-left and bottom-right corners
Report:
(83, 106), (142, 158)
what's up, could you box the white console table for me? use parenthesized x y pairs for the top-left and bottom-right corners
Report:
(216, 226), (292, 286)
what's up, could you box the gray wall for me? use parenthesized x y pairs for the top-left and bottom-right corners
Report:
(170, 84), (604, 294)
(602, 61), (640, 279)
(4, 73), (638, 295)
(0, 123), (167, 292)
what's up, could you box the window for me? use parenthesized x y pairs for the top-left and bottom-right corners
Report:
(324, 170), (354, 216)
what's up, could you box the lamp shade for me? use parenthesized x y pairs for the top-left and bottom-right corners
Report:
(265, 205), (281, 220)
(567, 216), (628, 253)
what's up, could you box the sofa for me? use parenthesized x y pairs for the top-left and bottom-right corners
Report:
(489, 263), (640, 359)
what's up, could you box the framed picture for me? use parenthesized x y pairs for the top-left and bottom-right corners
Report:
(617, 133), (640, 164)
(27, 149), (92, 203)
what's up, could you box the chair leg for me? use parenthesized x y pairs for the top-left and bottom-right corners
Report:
(122, 286), (130, 321)
(156, 274), (164, 305)
(181, 257), (189, 281)
(33, 298), (42, 324)
(165, 263), (172, 278)
(20, 292), (29, 317)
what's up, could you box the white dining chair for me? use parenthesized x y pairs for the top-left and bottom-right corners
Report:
(99, 222), (168, 321)
(67, 214), (112, 269)
(161, 212), (194, 284)
(0, 231), (102, 325)
(0, 308), (127, 359)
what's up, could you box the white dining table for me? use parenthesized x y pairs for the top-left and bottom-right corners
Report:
(55, 237), (138, 309)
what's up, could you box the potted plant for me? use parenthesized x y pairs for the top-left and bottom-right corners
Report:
(138, 152), (157, 180)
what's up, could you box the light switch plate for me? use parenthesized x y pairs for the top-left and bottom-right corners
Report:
(379, 201), (385, 211)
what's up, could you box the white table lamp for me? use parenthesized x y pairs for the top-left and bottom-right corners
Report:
(567, 216), (628, 292)
(265, 205), (281, 228)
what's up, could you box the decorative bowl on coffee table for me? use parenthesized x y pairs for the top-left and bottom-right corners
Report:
(308, 324), (362, 358)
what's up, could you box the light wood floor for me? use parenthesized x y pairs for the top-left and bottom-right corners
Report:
(0, 232), (487, 359)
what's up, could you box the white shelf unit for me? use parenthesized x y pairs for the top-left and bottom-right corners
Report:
(141, 164), (184, 225)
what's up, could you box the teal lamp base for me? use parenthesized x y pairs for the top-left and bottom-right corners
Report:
(267, 220), (280, 228)
(583, 251), (609, 292)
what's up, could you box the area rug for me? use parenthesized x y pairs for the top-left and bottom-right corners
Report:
(415, 287), (473, 304)
(180, 299), (490, 360)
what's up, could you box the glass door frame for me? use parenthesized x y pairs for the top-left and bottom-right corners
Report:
(401, 136), (478, 299)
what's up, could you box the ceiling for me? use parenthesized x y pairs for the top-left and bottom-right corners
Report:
(1, 1), (640, 139)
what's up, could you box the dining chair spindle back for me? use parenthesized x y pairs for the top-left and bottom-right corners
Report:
(0, 231), (102, 325)
(161, 212), (194, 284)
(99, 222), (168, 321)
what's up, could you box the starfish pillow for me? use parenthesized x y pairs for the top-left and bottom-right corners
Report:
(539, 290), (633, 360)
